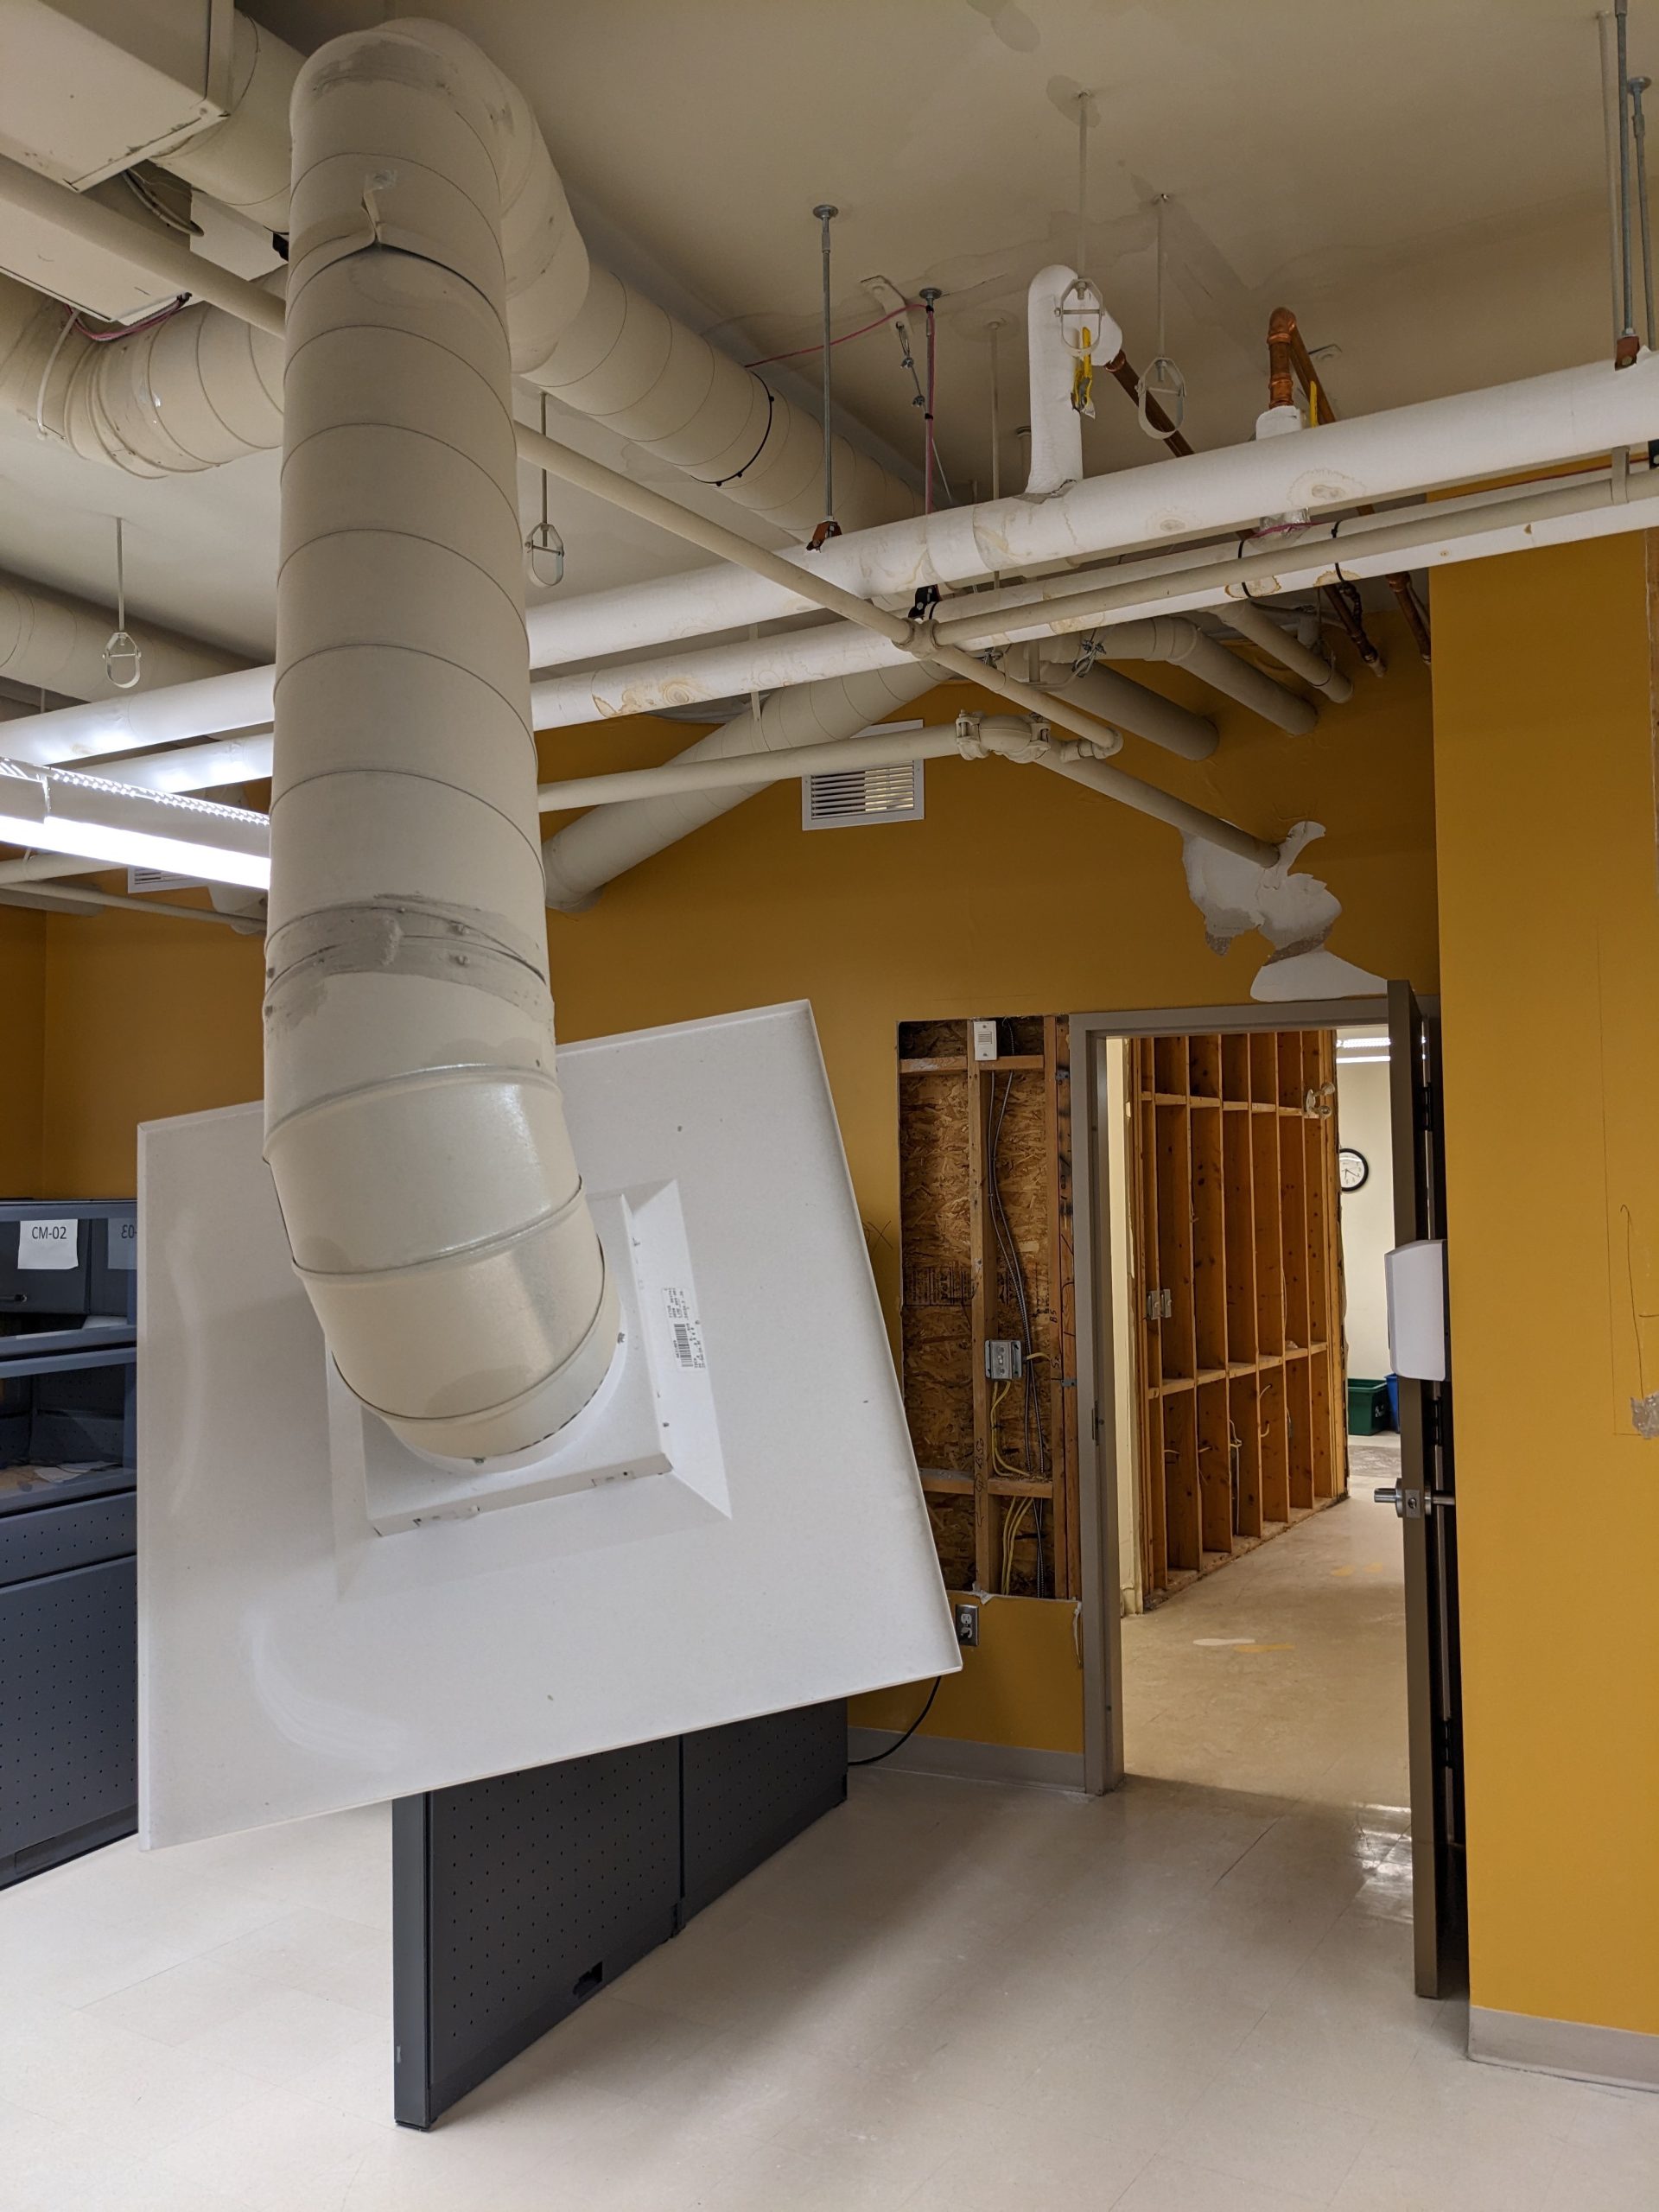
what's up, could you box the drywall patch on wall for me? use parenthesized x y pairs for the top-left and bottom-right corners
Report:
(0, 905), (46, 1194)
(1435, 531), (1659, 2043)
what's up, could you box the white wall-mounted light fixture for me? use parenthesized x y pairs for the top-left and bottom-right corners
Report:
(0, 759), (269, 888)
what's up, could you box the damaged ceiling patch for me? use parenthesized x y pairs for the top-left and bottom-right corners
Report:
(1180, 818), (1387, 1001)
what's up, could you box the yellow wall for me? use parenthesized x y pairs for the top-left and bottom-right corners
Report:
(22, 621), (1437, 1752)
(0, 906), (46, 1194)
(1433, 534), (1659, 2040)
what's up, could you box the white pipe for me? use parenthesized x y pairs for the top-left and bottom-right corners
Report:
(512, 353), (1659, 659)
(0, 878), (253, 927)
(538, 719), (972, 812)
(1092, 616), (1317, 734)
(1026, 265), (1104, 495)
(1, 665), (275, 768)
(16, 457), (1658, 785)
(0, 563), (239, 697)
(543, 662), (938, 910)
(76, 729), (273, 792)
(1039, 660), (1217, 760)
(1219, 601), (1354, 702)
(145, 10), (912, 537)
(268, 22), (615, 1461)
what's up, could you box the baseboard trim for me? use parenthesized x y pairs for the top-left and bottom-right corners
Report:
(847, 1728), (1085, 1790)
(1469, 2005), (1659, 2093)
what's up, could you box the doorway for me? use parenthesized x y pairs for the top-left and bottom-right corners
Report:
(1071, 997), (1465, 1996)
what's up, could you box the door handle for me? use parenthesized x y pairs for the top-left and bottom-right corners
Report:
(1373, 1485), (1456, 1519)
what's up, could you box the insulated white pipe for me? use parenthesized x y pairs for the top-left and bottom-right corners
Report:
(538, 719), (971, 812)
(543, 662), (938, 910)
(0, 564), (239, 697)
(1026, 265), (1104, 495)
(1219, 600), (1354, 702)
(75, 730), (273, 793)
(510, 353), (1659, 659)
(1, 665), (275, 768)
(16, 460), (1659, 780)
(268, 22), (616, 1461)
(529, 609), (1214, 756)
(1039, 660), (1217, 760)
(143, 9), (912, 537)
(1094, 616), (1317, 734)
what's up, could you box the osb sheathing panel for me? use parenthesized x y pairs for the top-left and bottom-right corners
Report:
(899, 1071), (974, 1472)
(900, 1045), (1068, 1597)
(926, 1497), (976, 1591)
(988, 1074), (1058, 1497)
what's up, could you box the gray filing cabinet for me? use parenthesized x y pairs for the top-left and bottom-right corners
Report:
(0, 1200), (138, 1886)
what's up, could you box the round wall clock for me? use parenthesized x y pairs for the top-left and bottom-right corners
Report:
(1338, 1147), (1369, 1192)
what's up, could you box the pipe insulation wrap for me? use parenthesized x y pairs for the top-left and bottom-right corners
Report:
(267, 22), (616, 1460)
(127, 7), (910, 536)
(1099, 616), (1319, 734)
(0, 563), (239, 699)
(542, 660), (939, 911)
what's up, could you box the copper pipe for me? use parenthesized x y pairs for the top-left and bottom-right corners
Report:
(1267, 304), (1429, 665)
(1103, 349), (1192, 456)
(1323, 579), (1385, 677)
(1385, 573), (1433, 663)
(1267, 306), (1299, 411)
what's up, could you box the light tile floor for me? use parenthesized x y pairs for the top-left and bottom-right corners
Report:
(4, 1452), (1656, 2208)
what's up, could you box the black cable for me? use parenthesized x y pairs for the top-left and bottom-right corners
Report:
(849, 1677), (941, 1766)
(986, 1072), (1050, 1598)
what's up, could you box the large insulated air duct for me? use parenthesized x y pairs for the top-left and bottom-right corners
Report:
(0, 270), (283, 478)
(0, 563), (238, 697)
(267, 21), (616, 1461)
(543, 662), (939, 911)
(0, 5), (910, 537)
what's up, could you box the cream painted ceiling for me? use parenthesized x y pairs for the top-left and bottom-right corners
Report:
(1, 0), (1655, 658)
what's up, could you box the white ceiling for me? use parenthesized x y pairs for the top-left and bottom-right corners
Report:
(1, 0), (1654, 658)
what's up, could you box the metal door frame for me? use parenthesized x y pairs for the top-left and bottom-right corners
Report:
(1069, 995), (1403, 1796)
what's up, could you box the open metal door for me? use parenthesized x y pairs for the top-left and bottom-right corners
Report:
(1384, 982), (1467, 1997)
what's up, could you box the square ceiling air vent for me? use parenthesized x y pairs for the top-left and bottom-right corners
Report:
(802, 723), (925, 830)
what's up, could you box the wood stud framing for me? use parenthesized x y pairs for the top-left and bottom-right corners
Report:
(897, 1017), (1080, 1600)
(1128, 1028), (1348, 1605)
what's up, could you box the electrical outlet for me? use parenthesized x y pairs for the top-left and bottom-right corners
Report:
(984, 1338), (1023, 1380)
(953, 1602), (980, 1648)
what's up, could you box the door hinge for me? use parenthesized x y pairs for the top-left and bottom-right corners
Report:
(1416, 1080), (1437, 1135)
(1435, 1717), (1458, 1770)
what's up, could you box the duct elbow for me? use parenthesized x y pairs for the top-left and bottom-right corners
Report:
(266, 1065), (619, 1459)
(268, 20), (614, 1463)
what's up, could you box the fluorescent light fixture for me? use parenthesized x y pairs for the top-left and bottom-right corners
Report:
(1338, 1053), (1391, 1065)
(0, 759), (269, 889)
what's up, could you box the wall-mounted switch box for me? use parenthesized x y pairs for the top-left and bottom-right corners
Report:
(953, 1602), (980, 1647)
(971, 1019), (998, 1062)
(984, 1339), (1022, 1381)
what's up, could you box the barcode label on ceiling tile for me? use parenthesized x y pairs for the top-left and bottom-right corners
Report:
(664, 1286), (706, 1370)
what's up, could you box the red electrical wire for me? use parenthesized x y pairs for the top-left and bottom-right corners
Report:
(73, 296), (190, 343)
(743, 300), (917, 369)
